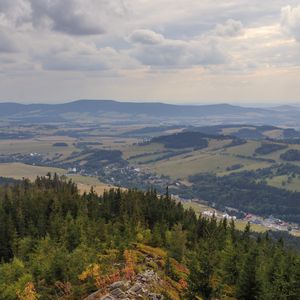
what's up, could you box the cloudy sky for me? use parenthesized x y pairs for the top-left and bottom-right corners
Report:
(1, 0), (300, 104)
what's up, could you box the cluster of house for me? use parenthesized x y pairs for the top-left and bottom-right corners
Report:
(245, 214), (295, 232)
(186, 200), (299, 234)
(29, 152), (40, 157)
(202, 210), (237, 220)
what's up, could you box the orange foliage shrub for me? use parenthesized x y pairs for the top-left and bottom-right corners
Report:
(178, 278), (188, 290)
(17, 282), (38, 300)
(123, 250), (136, 280)
(79, 263), (120, 291)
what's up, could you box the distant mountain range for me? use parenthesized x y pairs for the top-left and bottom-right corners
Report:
(1, 99), (300, 127)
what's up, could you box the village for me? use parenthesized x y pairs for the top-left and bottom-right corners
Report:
(180, 198), (300, 235)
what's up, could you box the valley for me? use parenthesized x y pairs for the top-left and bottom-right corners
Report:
(2, 111), (300, 236)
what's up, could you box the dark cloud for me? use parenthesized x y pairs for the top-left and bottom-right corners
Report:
(129, 29), (164, 45)
(215, 19), (244, 37)
(0, 31), (19, 52)
(33, 45), (125, 72)
(29, 0), (104, 35)
(130, 30), (228, 67)
(0, 0), (31, 26)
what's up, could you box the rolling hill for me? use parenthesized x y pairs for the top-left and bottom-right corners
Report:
(1, 99), (300, 126)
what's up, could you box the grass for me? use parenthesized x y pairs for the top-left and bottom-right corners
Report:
(234, 220), (267, 233)
(259, 143), (300, 161)
(122, 143), (166, 160)
(124, 139), (300, 181)
(182, 201), (214, 215)
(217, 160), (271, 176)
(123, 140), (273, 180)
(148, 150), (270, 180)
(226, 140), (261, 156)
(267, 175), (300, 192)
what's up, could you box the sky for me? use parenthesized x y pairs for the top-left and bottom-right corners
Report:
(1, 0), (300, 105)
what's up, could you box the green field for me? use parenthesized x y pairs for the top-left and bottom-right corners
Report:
(122, 143), (166, 160)
(126, 140), (272, 180)
(226, 140), (261, 156)
(122, 139), (300, 183)
(149, 152), (244, 179)
(267, 175), (300, 192)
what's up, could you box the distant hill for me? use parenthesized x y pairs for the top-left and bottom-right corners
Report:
(0, 99), (264, 116)
(1, 99), (300, 126)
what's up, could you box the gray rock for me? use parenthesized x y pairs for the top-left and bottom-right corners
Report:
(129, 283), (142, 293)
(100, 295), (115, 300)
(110, 288), (126, 298)
(109, 281), (125, 290)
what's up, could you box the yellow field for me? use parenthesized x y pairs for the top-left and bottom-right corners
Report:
(221, 126), (254, 135)
(263, 129), (284, 139)
(76, 182), (116, 195)
(0, 163), (114, 195)
(0, 137), (76, 159)
(66, 174), (117, 195)
(0, 162), (66, 180)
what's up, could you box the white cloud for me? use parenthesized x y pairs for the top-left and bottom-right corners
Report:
(281, 5), (300, 41)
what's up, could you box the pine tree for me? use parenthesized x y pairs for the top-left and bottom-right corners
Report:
(187, 243), (214, 300)
(219, 237), (238, 286)
(236, 248), (261, 300)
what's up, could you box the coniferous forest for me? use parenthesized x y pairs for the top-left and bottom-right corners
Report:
(1, 175), (300, 299)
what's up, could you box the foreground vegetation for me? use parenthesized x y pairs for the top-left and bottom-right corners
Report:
(1, 176), (300, 299)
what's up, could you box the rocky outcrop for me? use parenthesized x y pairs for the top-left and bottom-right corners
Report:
(85, 269), (164, 300)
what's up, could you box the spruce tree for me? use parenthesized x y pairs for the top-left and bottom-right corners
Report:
(236, 248), (261, 300)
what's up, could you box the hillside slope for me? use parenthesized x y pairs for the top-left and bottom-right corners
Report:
(1, 176), (300, 299)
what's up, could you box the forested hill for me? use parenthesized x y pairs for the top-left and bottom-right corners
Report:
(0, 100), (264, 118)
(2, 99), (300, 126)
(1, 176), (300, 299)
